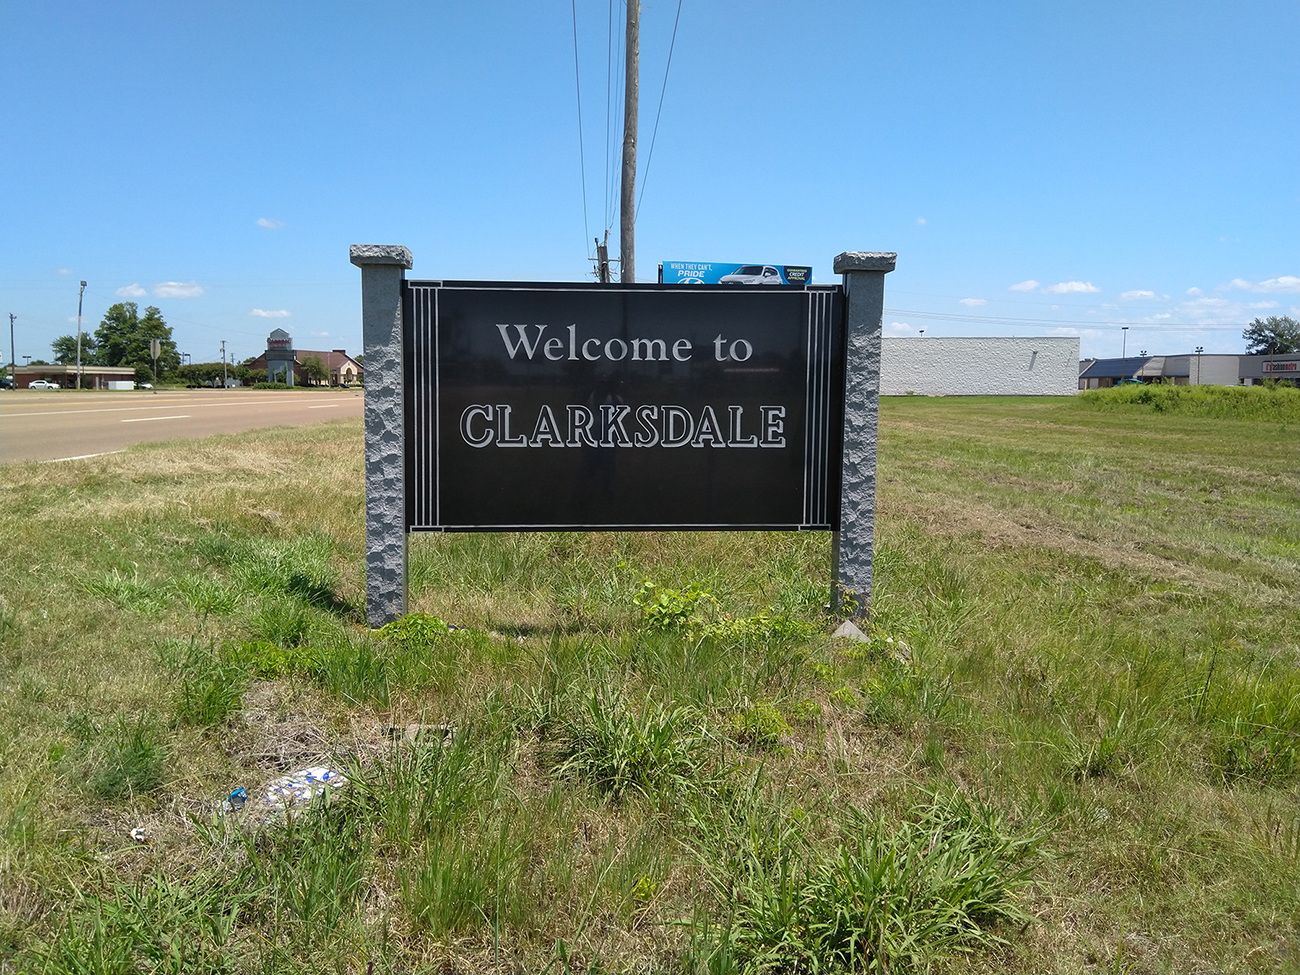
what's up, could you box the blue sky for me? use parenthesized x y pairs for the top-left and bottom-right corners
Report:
(2, 1), (1296, 365)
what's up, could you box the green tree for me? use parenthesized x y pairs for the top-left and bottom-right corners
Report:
(300, 354), (329, 386)
(1243, 316), (1300, 356)
(93, 303), (181, 376)
(176, 362), (251, 386)
(51, 334), (97, 364)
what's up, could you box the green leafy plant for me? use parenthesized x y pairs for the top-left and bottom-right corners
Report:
(633, 581), (717, 630)
(227, 639), (322, 679)
(377, 612), (450, 652)
(725, 701), (792, 750)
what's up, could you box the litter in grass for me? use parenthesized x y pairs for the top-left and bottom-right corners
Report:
(221, 787), (248, 814)
(128, 826), (148, 843)
(261, 766), (346, 813)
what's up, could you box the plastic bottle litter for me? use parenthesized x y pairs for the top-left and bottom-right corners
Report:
(221, 787), (248, 814)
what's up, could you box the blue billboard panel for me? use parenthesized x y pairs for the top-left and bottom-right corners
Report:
(661, 261), (813, 286)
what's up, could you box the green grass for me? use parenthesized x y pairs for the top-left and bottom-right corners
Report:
(0, 397), (1297, 973)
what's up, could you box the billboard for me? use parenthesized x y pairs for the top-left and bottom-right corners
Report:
(661, 261), (813, 286)
(403, 280), (844, 531)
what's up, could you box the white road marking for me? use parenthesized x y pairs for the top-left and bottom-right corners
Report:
(47, 451), (126, 463)
(122, 415), (190, 423)
(7, 398), (357, 419)
(307, 404), (338, 409)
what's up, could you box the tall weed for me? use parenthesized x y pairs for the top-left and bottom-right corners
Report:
(553, 690), (716, 802)
(692, 791), (1045, 975)
(1078, 383), (1300, 421)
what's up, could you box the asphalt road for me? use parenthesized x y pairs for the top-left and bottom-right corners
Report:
(0, 388), (365, 464)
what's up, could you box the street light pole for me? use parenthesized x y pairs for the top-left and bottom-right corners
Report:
(8, 313), (15, 381)
(75, 280), (87, 389)
(1121, 326), (1128, 359)
(1195, 346), (1204, 385)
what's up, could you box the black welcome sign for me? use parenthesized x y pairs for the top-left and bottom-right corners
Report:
(403, 281), (845, 531)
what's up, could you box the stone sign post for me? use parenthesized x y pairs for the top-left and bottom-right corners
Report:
(831, 251), (895, 620)
(350, 244), (413, 627)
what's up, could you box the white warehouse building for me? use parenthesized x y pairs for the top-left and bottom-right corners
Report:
(879, 336), (1080, 396)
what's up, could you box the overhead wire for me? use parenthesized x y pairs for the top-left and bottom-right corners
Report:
(607, 0), (626, 232)
(571, 0), (591, 256)
(603, 0), (615, 233)
(635, 0), (683, 221)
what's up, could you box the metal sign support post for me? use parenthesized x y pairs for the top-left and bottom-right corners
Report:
(350, 244), (413, 627)
(831, 251), (896, 620)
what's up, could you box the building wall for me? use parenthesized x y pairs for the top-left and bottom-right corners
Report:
(1163, 354), (1239, 386)
(880, 337), (1079, 396)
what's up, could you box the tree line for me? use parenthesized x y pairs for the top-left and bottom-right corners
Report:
(47, 302), (342, 385)
(46, 304), (1292, 381)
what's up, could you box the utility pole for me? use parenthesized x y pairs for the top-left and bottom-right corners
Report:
(8, 313), (15, 380)
(594, 235), (611, 283)
(221, 340), (228, 389)
(619, 0), (639, 283)
(75, 280), (87, 390)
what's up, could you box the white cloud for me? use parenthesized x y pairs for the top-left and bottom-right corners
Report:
(1221, 275), (1299, 293)
(1186, 287), (1202, 296)
(153, 280), (205, 298)
(257, 217), (285, 229)
(251, 308), (291, 318)
(1047, 326), (1082, 336)
(1246, 300), (1280, 310)
(885, 321), (914, 335)
(1009, 280), (1039, 292)
(1255, 275), (1300, 293)
(958, 297), (986, 306)
(57, 268), (72, 275)
(1044, 280), (1100, 294)
(1120, 290), (1160, 301)
(915, 217), (926, 225)
(310, 331), (330, 337)
(116, 283), (148, 298)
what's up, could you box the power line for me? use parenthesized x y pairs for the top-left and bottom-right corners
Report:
(635, 0), (683, 221)
(603, 0), (615, 232)
(606, 0), (627, 232)
(571, 0), (591, 255)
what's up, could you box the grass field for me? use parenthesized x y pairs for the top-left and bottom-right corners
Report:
(1, 386), (1298, 973)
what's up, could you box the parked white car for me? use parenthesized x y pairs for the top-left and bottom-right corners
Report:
(719, 265), (784, 285)
(28, 379), (60, 389)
